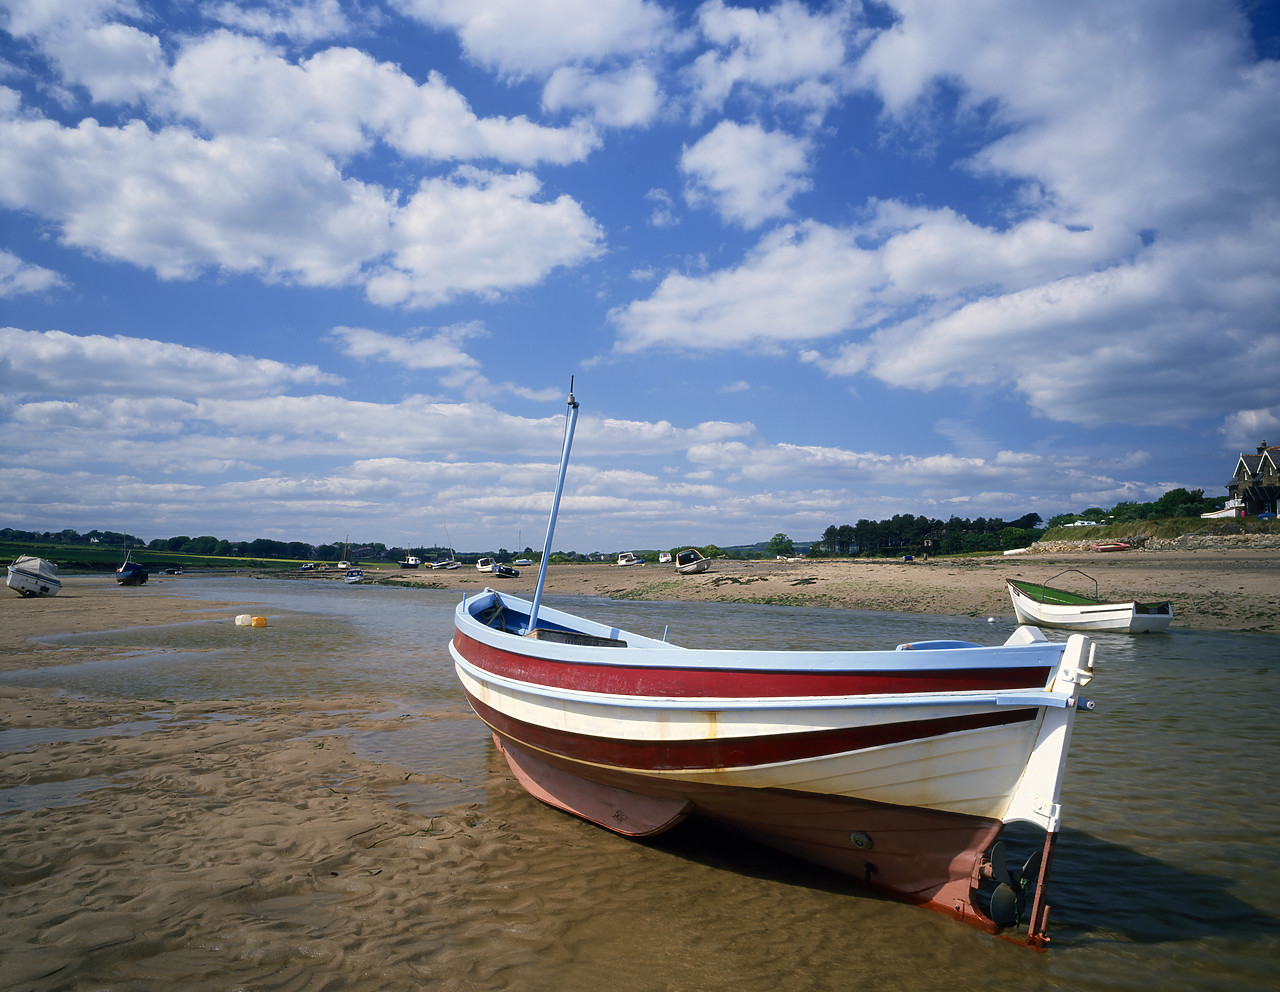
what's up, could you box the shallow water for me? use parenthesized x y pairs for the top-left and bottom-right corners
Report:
(3, 575), (1278, 990)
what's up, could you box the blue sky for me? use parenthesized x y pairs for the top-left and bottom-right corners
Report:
(1, 0), (1277, 555)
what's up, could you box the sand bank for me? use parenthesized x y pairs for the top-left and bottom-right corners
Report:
(362, 547), (1280, 634)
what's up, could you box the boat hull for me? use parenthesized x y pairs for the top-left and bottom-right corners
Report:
(116, 563), (148, 585)
(492, 733), (1006, 929)
(7, 558), (62, 597)
(451, 589), (1094, 940)
(1007, 580), (1172, 633)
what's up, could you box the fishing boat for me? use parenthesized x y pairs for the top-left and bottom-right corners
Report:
(675, 548), (709, 574)
(115, 550), (148, 586)
(1006, 570), (1172, 633)
(398, 554), (421, 569)
(616, 551), (641, 566)
(450, 384), (1096, 944)
(6, 555), (62, 597)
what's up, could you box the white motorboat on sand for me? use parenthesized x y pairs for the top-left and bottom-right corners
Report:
(7, 555), (62, 597)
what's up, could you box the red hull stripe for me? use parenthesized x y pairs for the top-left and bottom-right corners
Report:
(464, 690), (1038, 771)
(455, 630), (1053, 698)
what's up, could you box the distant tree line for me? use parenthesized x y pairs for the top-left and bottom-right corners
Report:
(1, 527), (146, 547)
(1046, 487), (1222, 527)
(813, 513), (1044, 557)
(1, 487), (1227, 564)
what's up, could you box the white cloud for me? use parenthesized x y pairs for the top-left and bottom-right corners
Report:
(329, 323), (483, 371)
(207, 0), (352, 43)
(0, 327), (339, 399)
(542, 64), (662, 127)
(614, 0), (1280, 433)
(1220, 410), (1280, 451)
(0, 114), (394, 284)
(0, 111), (601, 304)
(820, 225), (1280, 427)
(0, 0), (165, 104)
(610, 221), (875, 352)
(644, 187), (678, 228)
(681, 120), (811, 227)
(687, 0), (853, 120)
(367, 167), (604, 308)
(0, 250), (67, 296)
(391, 0), (674, 76)
(167, 32), (599, 166)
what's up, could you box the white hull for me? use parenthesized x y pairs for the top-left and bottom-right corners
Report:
(451, 589), (1095, 941)
(452, 591), (1092, 828)
(7, 558), (62, 597)
(674, 549), (709, 574)
(1008, 582), (1172, 633)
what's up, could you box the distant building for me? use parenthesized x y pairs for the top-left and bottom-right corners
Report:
(1226, 440), (1280, 515)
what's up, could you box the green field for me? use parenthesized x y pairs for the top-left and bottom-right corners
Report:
(0, 540), (315, 573)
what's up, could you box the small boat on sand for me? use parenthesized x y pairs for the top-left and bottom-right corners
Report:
(450, 384), (1096, 945)
(7, 555), (62, 597)
(1091, 541), (1130, 552)
(398, 555), (421, 569)
(675, 548), (709, 574)
(344, 568), (364, 584)
(1007, 570), (1172, 633)
(116, 550), (148, 586)
(616, 552), (641, 566)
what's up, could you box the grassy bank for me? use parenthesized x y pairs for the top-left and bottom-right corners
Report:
(1041, 517), (1279, 542)
(0, 540), (312, 573)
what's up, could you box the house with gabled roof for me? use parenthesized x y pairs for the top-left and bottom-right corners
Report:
(1226, 440), (1280, 515)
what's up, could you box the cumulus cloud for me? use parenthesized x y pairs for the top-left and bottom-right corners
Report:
(686, 0), (853, 120)
(365, 167), (604, 308)
(207, 0), (352, 43)
(617, 0), (1280, 434)
(542, 64), (663, 127)
(0, 250), (67, 296)
(0, 327), (339, 399)
(609, 221), (875, 352)
(681, 120), (811, 227)
(0, 0), (166, 104)
(329, 323), (483, 370)
(391, 0), (674, 76)
(166, 33), (599, 165)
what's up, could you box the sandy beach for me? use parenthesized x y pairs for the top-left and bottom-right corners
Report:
(2, 554), (1277, 990)
(366, 547), (1280, 635)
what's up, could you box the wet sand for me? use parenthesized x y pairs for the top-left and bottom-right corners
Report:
(2, 555), (1277, 989)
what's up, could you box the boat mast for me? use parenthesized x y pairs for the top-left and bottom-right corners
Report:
(529, 378), (579, 632)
